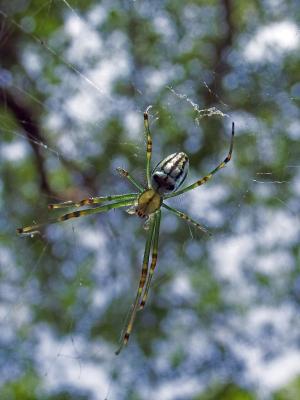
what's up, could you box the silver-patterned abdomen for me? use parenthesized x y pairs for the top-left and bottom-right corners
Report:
(151, 152), (189, 194)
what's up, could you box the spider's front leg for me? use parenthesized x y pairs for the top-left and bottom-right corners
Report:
(144, 108), (153, 189)
(165, 122), (234, 199)
(48, 193), (138, 209)
(17, 199), (136, 235)
(116, 106), (153, 192)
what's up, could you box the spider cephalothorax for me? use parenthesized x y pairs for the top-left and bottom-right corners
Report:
(135, 152), (189, 218)
(135, 189), (162, 218)
(17, 109), (234, 355)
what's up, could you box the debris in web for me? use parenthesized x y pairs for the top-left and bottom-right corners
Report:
(202, 80), (228, 108)
(22, 231), (41, 238)
(167, 86), (229, 124)
(252, 179), (288, 184)
(252, 172), (288, 184)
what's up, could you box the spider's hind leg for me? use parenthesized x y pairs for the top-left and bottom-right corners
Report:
(162, 203), (212, 236)
(139, 210), (161, 310)
(115, 212), (158, 355)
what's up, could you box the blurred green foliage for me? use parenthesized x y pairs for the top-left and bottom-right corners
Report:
(1, 0), (300, 399)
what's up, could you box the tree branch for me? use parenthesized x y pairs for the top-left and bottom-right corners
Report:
(1, 88), (54, 196)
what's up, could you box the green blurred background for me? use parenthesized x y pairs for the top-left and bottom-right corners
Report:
(1, 0), (300, 399)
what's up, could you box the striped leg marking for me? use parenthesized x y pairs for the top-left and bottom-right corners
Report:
(144, 110), (153, 189)
(48, 193), (138, 209)
(17, 199), (135, 235)
(139, 210), (161, 310)
(116, 167), (144, 192)
(115, 213), (157, 355)
(162, 203), (211, 236)
(165, 122), (234, 199)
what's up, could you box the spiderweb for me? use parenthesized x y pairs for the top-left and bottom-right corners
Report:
(1, 1), (300, 399)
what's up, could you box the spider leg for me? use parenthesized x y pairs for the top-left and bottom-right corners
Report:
(116, 167), (144, 192)
(115, 213), (157, 355)
(144, 109), (153, 188)
(165, 122), (234, 199)
(162, 203), (211, 236)
(139, 210), (161, 310)
(48, 193), (138, 209)
(16, 199), (135, 235)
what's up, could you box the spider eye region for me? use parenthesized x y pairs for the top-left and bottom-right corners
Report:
(151, 152), (189, 194)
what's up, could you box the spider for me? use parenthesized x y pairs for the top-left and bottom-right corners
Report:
(17, 109), (234, 355)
